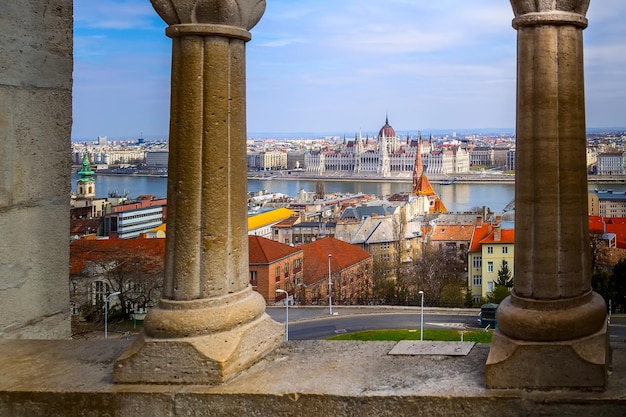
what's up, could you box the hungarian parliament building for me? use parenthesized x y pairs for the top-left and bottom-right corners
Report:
(304, 117), (470, 178)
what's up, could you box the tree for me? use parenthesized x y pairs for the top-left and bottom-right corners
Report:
(495, 260), (513, 288)
(404, 246), (466, 306)
(593, 259), (626, 313)
(487, 260), (513, 304)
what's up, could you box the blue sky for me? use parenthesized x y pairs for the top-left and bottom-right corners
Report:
(73, 0), (626, 140)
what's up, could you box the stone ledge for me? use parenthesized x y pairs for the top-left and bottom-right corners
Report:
(1, 340), (625, 416)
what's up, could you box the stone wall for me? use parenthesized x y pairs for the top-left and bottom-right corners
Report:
(0, 0), (72, 338)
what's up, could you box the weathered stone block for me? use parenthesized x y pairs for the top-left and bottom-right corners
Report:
(486, 322), (610, 390)
(0, 204), (69, 339)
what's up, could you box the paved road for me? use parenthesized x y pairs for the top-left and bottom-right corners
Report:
(266, 306), (481, 340)
(266, 306), (626, 342)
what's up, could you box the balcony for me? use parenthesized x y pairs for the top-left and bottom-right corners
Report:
(0, 0), (620, 414)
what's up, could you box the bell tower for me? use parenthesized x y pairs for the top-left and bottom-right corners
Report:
(76, 153), (95, 198)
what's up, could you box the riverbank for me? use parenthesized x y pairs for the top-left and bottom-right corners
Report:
(89, 169), (626, 185)
(250, 172), (626, 185)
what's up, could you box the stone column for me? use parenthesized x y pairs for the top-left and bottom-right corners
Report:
(0, 0), (72, 339)
(486, 0), (609, 389)
(114, 0), (283, 384)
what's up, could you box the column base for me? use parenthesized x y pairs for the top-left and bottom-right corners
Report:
(485, 321), (610, 390)
(113, 312), (283, 384)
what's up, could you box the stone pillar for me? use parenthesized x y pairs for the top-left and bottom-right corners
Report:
(0, 0), (72, 339)
(114, 0), (283, 384)
(486, 0), (609, 389)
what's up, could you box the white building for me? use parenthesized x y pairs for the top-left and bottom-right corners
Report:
(597, 152), (625, 175)
(304, 116), (468, 178)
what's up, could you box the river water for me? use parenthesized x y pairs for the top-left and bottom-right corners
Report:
(72, 174), (626, 214)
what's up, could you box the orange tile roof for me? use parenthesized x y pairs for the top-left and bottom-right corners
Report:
(301, 237), (371, 286)
(412, 173), (447, 213)
(248, 235), (302, 264)
(430, 224), (474, 242)
(479, 228), (515, 244)
(469, 224), (493, 252)
(413, 174), (436, 197)
(70, 238), (165, 275)
(431, 198), (448, 214)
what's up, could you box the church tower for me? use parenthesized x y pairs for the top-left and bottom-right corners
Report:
(412, 140), (447, 214)
(76, 153), (96, 198)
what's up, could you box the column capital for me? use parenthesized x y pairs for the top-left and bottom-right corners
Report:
(151, 0), (266, 32)
(511, 0), (590, 29)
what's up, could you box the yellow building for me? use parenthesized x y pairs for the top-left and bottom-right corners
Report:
(468, 220), (515, 302)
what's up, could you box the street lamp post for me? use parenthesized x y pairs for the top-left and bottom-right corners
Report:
(275, 289), (289, 341)
(104, 291), (121, 340)
(418, 290), (424, 341)
(328, 254), (333, 315)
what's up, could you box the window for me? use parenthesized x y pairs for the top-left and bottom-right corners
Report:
(502, 246), (508, 254)
(380, 242), (390, 250)
(275, 266), (281, 282)
(473, 256), (482, 268)
(250, 271), (257, 286)
(487, 246), (493, 254)
(473, 276), (482, 286)
(294, 258), (302, 272)
(90, 280), (110, 305)
(488, 262), (494, 272)
(487, 281), (494, 292)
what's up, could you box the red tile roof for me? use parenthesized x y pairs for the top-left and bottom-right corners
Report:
(273, 216), (301, 228)
(70, 238), (165, 275)
(248, 235), (302, 264)
(300, 237), (371, 285)
(589, 216), (626, 248)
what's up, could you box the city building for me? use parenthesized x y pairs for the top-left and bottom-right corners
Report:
(71, 154), (111, 223)
(597, 152), (625, 175)
(69, 238), (165, 319)
(304, 116), (469, 178)
(146, 151), (169, 168)
(248, 208), (298, 239)
(589, 216), (626, 249)
(467, 218), (515, 301)
(588, 189), (626, 217)
(299, 237), (373, 305)
(247, 150), (288, 171)
(248, 235), (303, 304)
(103, 197), (167, 239)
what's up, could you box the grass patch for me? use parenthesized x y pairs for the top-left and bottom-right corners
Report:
(327, 329), (492, 343)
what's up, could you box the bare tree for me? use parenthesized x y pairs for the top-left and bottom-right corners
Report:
(405, 246), (466, 306)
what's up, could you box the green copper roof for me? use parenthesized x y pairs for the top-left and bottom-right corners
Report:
(78, 153), (95, 179)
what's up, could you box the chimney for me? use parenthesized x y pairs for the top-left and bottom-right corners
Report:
(494, 226), (502, 242)
(476, 216), (483, 227)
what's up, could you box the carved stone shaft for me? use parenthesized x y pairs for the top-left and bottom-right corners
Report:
(486, 0), (609, 390)
(114, 0), (283, 385)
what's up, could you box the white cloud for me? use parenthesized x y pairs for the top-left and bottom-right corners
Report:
(71, 0), (626, 137)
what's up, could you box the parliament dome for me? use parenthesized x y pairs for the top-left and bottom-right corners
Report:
(378, 115), (396, 138)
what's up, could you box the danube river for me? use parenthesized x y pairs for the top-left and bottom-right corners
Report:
(71, 174), (626, 214)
